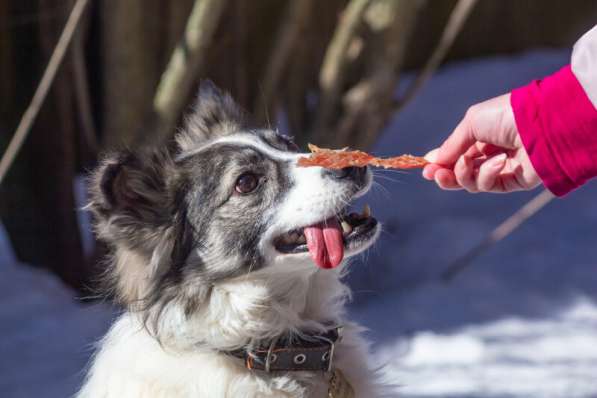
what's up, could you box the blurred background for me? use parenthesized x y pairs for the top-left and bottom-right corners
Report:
(1, 1), (597, 397)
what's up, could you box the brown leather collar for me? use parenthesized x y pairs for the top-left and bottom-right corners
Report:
(227, 327), (341, 372)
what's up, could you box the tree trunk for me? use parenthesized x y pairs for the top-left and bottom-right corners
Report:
(311, 0), (424, 149)
(99, 0), (164, 149)
(136, 0), (229, 147)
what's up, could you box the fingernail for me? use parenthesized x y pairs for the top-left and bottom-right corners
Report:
(422, 167), (433, 180)
(424, 149), (438, 163)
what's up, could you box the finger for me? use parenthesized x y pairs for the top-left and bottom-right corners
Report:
(497, 173), (525, 193)
(465, 143), (502, 159)
(424, 148), (439, 163)
(477, 153), (507, 192)
(465, 144), (482, 159)
(490, 159), (527, 193)
(454, 155), (477, 192)
(507, 159), (537, 191)
(422, 163), (442, 180)
(477, 142), (501, 157)
(434, 169), (462, 190)
(435, 118), (476, 166)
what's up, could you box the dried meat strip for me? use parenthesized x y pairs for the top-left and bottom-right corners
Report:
(297, 144), (428, 170)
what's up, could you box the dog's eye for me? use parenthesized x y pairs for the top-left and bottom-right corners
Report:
(235, 173), (259, 194)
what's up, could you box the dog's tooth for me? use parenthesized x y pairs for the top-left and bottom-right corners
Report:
(297, 234), (306, 244)
(362, 204), (371, 218)
(341, 221), (352, 234)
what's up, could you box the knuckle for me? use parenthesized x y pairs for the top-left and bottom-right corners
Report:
(464, 105), (482, 134)
(465, 105), (480, 120)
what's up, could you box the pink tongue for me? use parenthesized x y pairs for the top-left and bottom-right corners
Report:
(303, 218), (344, 269)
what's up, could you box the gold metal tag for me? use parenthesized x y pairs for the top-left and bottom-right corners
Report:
(328, 369), (355, 398)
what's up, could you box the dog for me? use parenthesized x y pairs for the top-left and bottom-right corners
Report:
(78, 84), (384, 397)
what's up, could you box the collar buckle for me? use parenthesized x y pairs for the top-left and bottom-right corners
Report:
(318, 331), (337, 372)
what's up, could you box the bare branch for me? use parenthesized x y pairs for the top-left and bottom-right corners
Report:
(140, 0), (228, 145)
(71, 4), (97, 154)
(234, 0), (249, 108)
(0, 0), (89, 186)
(311, 0), (424, 149)
(258, 0), (315, 125)
(313, 0), (371, 138)
(395, 0), (478, 112)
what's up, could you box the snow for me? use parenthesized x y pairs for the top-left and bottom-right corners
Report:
(373, 298), (597, 397)
(0, 257), (114, 398)
(1, 49), (597, 397)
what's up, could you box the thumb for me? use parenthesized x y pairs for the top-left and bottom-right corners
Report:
(424, 148), (439, 163)
(435, 118), (476, 166)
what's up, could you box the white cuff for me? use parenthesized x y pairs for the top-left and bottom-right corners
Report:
(572, 25), (597, 109)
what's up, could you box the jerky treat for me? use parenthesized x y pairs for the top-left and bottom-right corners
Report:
(297, 144), (428, 169)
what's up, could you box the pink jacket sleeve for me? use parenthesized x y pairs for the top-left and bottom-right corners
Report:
(511, 25), (597, 196)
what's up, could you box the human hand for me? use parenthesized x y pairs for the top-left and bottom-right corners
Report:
(422, 93), (541, 193)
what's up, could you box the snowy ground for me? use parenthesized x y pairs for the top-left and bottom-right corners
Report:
(1, 49), (597, 397)
(0, 226), (114, 398)
(375, 298), (597, 397)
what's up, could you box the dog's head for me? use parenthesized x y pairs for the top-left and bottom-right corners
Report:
(89, 84), (380, 311)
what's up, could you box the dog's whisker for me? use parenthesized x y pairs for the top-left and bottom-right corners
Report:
(370, 181), (391, 199)
(372, 168), (410, 175)
(372, 174), (404, 184)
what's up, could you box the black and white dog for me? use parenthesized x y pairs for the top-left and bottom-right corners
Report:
(79, 85), (383, 397)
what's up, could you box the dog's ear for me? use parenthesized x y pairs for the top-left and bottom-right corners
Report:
(89, 149), (178, 249)
(176, 81), (246, 151)
(89, 149), (199, 306)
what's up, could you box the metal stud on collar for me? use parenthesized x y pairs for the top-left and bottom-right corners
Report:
(293, 353), (307, 365)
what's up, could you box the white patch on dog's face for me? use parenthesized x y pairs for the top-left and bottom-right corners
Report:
(193, 132), (380, 271)
(263, 149), (378, 269)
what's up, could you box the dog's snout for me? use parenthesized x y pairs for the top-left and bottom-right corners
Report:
(324, 166), (366, 181)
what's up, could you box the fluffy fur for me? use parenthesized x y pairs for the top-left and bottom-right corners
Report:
(79, 84), (385, 397)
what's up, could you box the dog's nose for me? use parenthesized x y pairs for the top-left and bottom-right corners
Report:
(325, 166), (366, 181)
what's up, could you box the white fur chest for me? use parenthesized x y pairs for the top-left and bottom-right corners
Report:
(77, 313), (379, 398)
